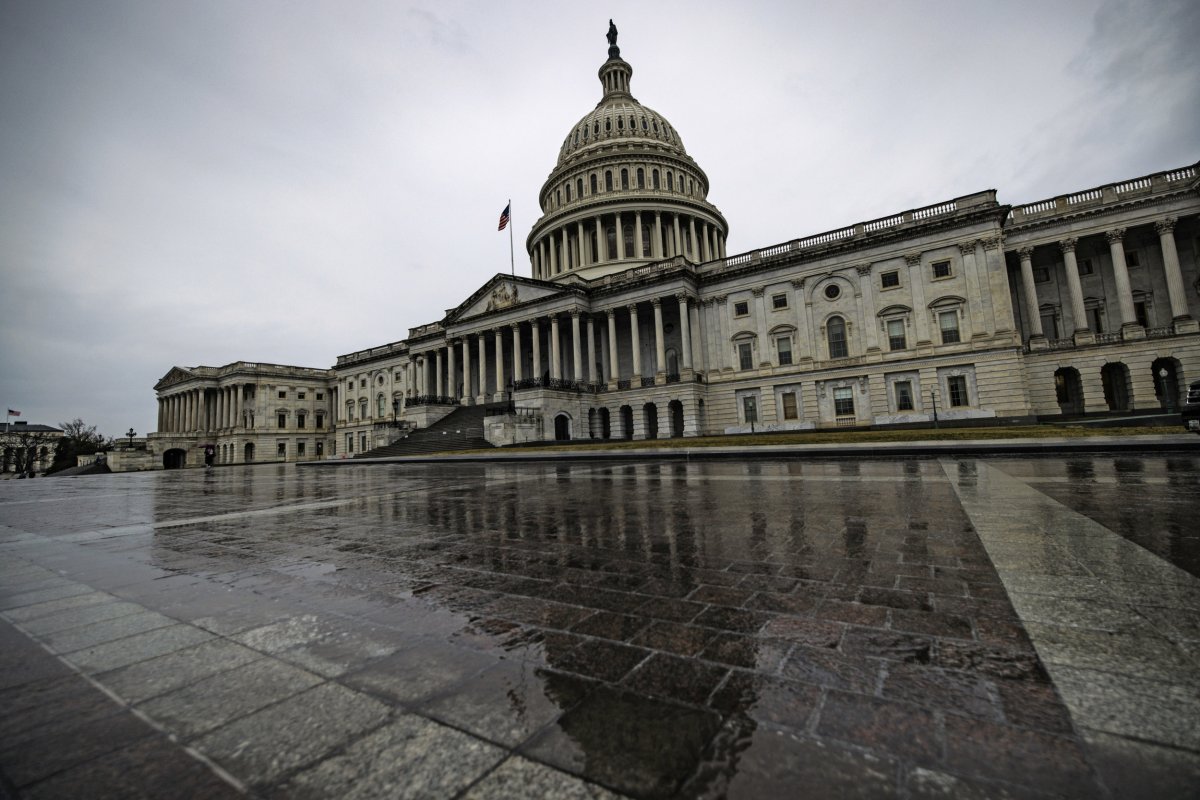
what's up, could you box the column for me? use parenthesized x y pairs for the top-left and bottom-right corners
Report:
(235, 386), (243, 430)
(550, 315), (562, 380)
(905, 253), (932, 344)
(629, 304), (642, 379)
(1059, 238), (1089, 337)
(615, 212), (625, 260)
(595, 216), (606, 262)
(634, 212), (643, 259)
(435, 349), (444, 399)
(1105, 229), (1138, 332)
(653, 212), (663, 258)
(494, 328), (505, 394)
(1017, 247), (1044, 340)
(540, 240), (549, 279)
(586, 316), (598, 384)
(715, 296), (731, 370)
(856, 266), (880, 352)
(678, 295), (693, 371)
(752, 288), (770, 366)
(607, 309), (619, 387)
(688, 217), (698, 260)
(701, 222), (711, 261)
(672, 214), (682, 257)
(652, 299), (667, 380)
(477, 334), (487, 400)
(510, 324), (523, 384)
(462, 336), (472, 401)
(531, 320), (543, 383)
(561, 228), (570, 271)
(549, 233), (558, 275)
(198, 390), (207, 432)
(576, 221), (586, 268)
(405, 361), (414, 397)
(1156, 218), (1196, 330)
(980, 237), (1014, 335)
(958, 242), (987, 338)
(447, 341), (457, 401)
(571, 311), (584, 382)
(214, 390), (223, 431)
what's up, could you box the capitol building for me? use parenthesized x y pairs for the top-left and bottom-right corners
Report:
(150, 27), (1200, 467)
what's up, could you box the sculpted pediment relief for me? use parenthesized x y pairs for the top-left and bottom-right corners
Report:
(154, 366), (197, 390)
(450, 275), (562, 321)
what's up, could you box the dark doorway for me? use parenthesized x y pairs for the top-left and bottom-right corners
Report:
(668, 400), (684, 437)
(620, 405), (634, 440)
(1101, 362), (1131, 412)
(643, 403), (658, 440)
(599, 408), (611, 439)
(163, 448), (187, 469)
(554, 413), (571, 441)
(1054, 367), (1084, 415)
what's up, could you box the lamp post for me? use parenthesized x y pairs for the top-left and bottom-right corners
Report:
(1159, 367), (1175, 413)
(391, 398), (399, 427)
(930, 389), (939, 429)
(126, 427), (136, 448)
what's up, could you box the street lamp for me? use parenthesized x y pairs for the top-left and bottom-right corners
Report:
(930, 389), (940, 429)
(126, 427), (136, 448)
(391, 398), (399, 426)
(1159, 368), (1175, 413)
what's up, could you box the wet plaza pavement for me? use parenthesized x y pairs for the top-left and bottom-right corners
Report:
(1, 455), (1199, 798)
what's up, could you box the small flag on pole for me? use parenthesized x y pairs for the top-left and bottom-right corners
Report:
(497, 203), (510, 231)
(6, 409), (19, 416)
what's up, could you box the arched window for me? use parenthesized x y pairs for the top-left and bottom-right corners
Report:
(652, 169), (660, 189)
(636, 168), (645, 189)
(641, 116), (648, 130)
(605, 171), (613, 192)
(576, 178), (583, 198)
(827, 316), (848, 359)
(641, 225), (652, 257)
(621, 169), (629, 190)
(617, 116), (624, 130)
(623, 225), (635, 258)
(556, 189), (561, 207)
(606, 226), (617, 258)
(565, 184), (571, 202)
(667, 172), (674, 191)
(590, 174), (598, 194)
(377, 394), (386, 417)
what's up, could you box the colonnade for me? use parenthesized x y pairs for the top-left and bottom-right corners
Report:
(157, 385), (246, 433)
(531, 210), (727, 278)
(1015, 216), (1193, 341)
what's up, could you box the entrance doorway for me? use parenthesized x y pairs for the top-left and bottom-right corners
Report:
(668, 400), (684, 437)
(1054, 367), (1084, 415)
(1101, 362), (1131, 412)
(163, 449), (187, 469)
(554, 413), (571, 440)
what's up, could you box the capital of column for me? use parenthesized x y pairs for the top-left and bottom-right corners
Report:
(855, 264), (872, 277)
(626, 303), (639, 314)
(1154, 217), (1177, 236)
(674, 292), (690, 304)
(714, 295), (728, 306)
(1059, 237), (1077, 254)
(903, 253), (921, 267)
(790, 278), (805, 290)
(751, 287), (765, 297)
(957, 242), (975, 257)
(650, 298), (662, 309)
(979, 236), (1002, 251)
(1017, 246), (1035, 260)
(1105, 228), (1126, 244)
(605, 307), (616, 319)
(509, 322), (519, 331)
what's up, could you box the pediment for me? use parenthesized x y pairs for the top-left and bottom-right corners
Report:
(447, 275), (564, 322)
(154, 366), (197, 390)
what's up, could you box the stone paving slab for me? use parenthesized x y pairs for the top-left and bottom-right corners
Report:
(1, 456), (1198, 797)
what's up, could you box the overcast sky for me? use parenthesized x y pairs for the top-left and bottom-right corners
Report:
(1, 0), (1196, 438)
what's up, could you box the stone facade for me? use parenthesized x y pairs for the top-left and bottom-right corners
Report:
(151, 29), (1200, 463)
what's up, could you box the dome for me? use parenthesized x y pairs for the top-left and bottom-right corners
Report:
(555, 99), (688, 168)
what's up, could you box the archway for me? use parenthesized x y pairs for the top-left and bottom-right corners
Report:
(599, 408), (611, 439)
(1151, 357), (1184, 411)
(554, 413), (571, 441)
(643, 403), (659, 440)
(668, 400), (684, 438)
(163, 448), (187, 469)
(620, 405), (634, 440)
(244, 442), (255, 463)
(1054, 367), (1084, 415)
(588, 408), (598, 439)
(1101, 362), (1131, 412)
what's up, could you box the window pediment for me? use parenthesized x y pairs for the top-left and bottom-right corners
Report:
(877, 304), (912, 318)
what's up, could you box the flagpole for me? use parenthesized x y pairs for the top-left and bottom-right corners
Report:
(507, 198), (515, 276)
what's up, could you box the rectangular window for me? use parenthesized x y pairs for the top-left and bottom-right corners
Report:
(1034, 267), (1050, 283)
(277, 442), (286, 457)
(939, 311), (961, 344)
(777, 337), (793, 366)
(742, 395), (758, 424)
(298, 391), (306, 400)
(833, 387), (854, 416)
(895, 381), (914, 411)
(887, 319), (906, 351)
(1089, 307), (1105, 333)
(932, 260), (952, 279)
(346, 433), (354, 453)
(1125, 250), (1140, 268)
(734, 300), (749, 316)
(316, 392), (324, 400)
(360, 379), (366, 388)
(738, 342), (754, 370)
(880, 270), (900, 288)
(1135, 301), (1148, 328)
(1041, 312), (1059, 339)
(297, 414), (306, 429)
(771, 293), (788, 310)
(948, 376), (969, 407)
(297, 442), (306, 457)
(277, 413), (286, 428)
(360, 434), (367, 452)
(278, 390), (286, 399)
(781, 392), (798, 420)
(1078, 258), (1094, 275)
(315, 441), (324, 457)
(316, 414), (324, 429)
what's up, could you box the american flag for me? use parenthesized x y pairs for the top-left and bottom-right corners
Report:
(497, 203), (510, 231)
(6, 409), (19, 416)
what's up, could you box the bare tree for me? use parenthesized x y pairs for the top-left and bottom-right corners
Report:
(1, 423), (61, 475)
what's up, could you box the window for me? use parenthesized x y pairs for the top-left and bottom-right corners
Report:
(298, 391), (306, 400)
(297, 442), (306, 457)
(277, 442), (286, 457)
(1034, 267), (1050, 283)
(667, 172), (674, 191)
(833, 387), (854, 416)
(637, 168), (644, 189)
(781, 392), (799, 420)
(360, 434), (367, 452)
(278, 390), (286, 399)
(277, 413), (287, 429)
(297, 413), (306, 429)
(377, 395), (386, 417)
(315, 441), (324, 457)
(360, 379), (366, 388)
(932, 261), (952, 279)
(577, 178), (583, 198)
(948, 375), (969, 407)
(1135, 301), (1148, 328)
(652, 169), (660, 189)
(316, 414), (324, 429)
(742, 396), (758, 424)
(1078, 258), (1094, 275)
(591, 174), (598, 194)
(777, 337), (793, 366)
(1125, 250), (1141, 268)
(887, 319), (906, 351)
(605, 171), (613, 191)
(895, 381), (914, 411)
(772, 293), (788, 310)
(734, 301), (749, 316)
(827, 316), (848, 359)
(824, 284), (841, 300)
(939, 311), (961, 344)
(738, 342), (754, 370)
(1089, 306), (1105, 333)
(316, 393), (323, 400)
(881, 270), (900, 288)
(346, 433), (354, 453)
(621, 169), (629, 190)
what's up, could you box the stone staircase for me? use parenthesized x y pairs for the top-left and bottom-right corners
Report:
(356, 405), (494, 458)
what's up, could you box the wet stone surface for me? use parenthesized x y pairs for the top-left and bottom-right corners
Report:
(0, 456), (1198, 798)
